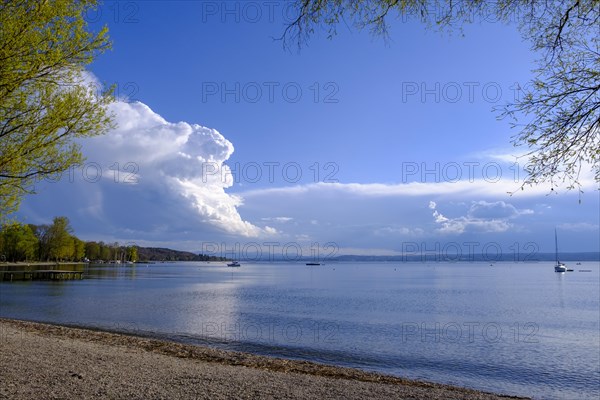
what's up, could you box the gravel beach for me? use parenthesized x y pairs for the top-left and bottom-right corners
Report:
(0, 318), (528, 399)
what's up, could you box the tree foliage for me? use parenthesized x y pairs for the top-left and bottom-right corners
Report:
(73, 236), (86, 261)
(2, 217), (92, 262)
(85, 241), (100, 260)
(0, 0), (114, 218)
(283, 0), (600, 191)
(127, 245), (138, 262)
(47, 216), (74, 261)
(0, 222), (37, 261)
(1, 216), (229, 263)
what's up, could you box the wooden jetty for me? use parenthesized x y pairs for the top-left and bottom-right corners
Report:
(1, 270), (84, 282)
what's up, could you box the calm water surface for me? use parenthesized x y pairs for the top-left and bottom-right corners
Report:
(1, 261), (598, 399)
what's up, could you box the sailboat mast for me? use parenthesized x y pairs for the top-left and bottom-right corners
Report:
(555, 228), (559, 263)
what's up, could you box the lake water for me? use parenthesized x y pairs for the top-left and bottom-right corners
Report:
(1, 261), (598, 399)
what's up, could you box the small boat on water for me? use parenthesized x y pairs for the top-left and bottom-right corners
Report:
(227, 261), (241, 267)
(555, 262), (567, 273)
(306, 262), (320, 266)
(554, 228), (567, 273)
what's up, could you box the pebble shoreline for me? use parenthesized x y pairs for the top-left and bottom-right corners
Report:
(0, 318), (529, 399)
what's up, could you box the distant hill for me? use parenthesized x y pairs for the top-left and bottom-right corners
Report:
(136, 247), (228, 262)
(133, 248), (598, 262)
(332, 252), (600, 262)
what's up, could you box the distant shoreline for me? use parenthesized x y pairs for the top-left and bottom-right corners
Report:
(2, 250), (598, 265)
(0, 261), (85, 266)
(0, 318), (528, 400)
(1, 258), (598, 267)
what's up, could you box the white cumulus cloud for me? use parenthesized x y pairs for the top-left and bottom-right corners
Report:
(81, 100), (271, 238)
(20, 95), (273, 244)
(428, 200), (531, 234)
(467, 200), (533, 219)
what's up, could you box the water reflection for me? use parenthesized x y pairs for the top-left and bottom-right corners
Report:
(88, 264), (139, 279)
(0, 263), (86, 273)
(0, 261), (598, 400)
(556, 270), (566, 308)
(177, 282), (240, 343)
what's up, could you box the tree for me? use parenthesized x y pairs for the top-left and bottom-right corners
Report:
(0, 222), (38, 262)
(283, 0), (599, 191)
(99, 242), (111, 261)
(72, 236), (86, 261)
(127, 246), (138, 262)
(0, 0), (114, 218)
(17, 225), (38, 261)
(110, 242), (120, 261)
(47, 216), (74, 261)
(85, 241), (100, 260)
(32, 223), (51, 261)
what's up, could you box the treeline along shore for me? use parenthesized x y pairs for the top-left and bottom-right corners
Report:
(0, 216), (227, 263)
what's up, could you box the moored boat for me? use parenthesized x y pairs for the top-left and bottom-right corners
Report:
(554, 229), (567, 273)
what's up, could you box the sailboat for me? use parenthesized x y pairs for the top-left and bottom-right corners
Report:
(554, 228), (567, 273)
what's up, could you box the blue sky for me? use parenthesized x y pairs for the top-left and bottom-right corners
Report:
(17, 1), (599, 257)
